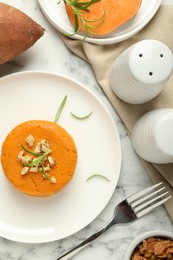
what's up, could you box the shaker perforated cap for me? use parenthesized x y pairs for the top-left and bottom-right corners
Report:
(109, 39), (173, 104)
(129, 39), (173, 84)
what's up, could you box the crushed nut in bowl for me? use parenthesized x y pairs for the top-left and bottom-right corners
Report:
(124, 230), (173, 260)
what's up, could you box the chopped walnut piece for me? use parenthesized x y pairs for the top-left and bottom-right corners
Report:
(29, 167), (38, 173)
(21, 167), (29, 175)
(41, 145), (50, 153)
(40, 164), (51, 173)
(18, 151), (32, 165)
(17, 150), (25, 163)
(48, 156), (55, 166)
(18, 150), (24, 158)
(23, 155), (32, 164)
(40, 139), (50, 148)
(43, 164), (50, 172)
(51, 176), (56, 183)
(34, 142), (41, 153)
(25, 134), (34, 147)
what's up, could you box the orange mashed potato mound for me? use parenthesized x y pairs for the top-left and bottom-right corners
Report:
(1, 120), (77, 197)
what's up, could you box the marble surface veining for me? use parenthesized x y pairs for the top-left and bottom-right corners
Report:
(0, 0), (172, 259)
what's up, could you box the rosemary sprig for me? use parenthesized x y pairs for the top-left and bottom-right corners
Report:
(54, 95), (67, 122)
(70, 111), (92, 119)
(21, 144), (42, 156)
(22, 144), (52, 180)
(86, 174), (110, 182)
(58, 0), (105, 38)
(41, 158), (52, 181)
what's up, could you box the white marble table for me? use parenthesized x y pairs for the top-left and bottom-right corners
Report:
(0, 1), (172, 259)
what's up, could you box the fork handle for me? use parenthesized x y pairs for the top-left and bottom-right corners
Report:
(56, 226), (107, 260)
(56, 243), (88, 260)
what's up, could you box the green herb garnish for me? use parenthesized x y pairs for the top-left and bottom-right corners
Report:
(22, 145), (52, 180)
(54, 95), (67, 122)
(41, 158), (51, 181)
(58, 0), (105, 39)
(86, 174), (110, 182)
(21, 144), (42, 156)
(70, 111), (92, 119)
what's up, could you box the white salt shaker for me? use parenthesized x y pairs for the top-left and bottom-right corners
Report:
(109, 40), (173, 104)
(131, 108), (173, 164)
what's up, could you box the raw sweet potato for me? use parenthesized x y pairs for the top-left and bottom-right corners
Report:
(65, 0), (142, 36)
(0, 3), (44, 64)
(1, 120), (78, 197)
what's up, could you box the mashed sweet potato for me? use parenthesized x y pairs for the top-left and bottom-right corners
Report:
(1, 120), (77, 197)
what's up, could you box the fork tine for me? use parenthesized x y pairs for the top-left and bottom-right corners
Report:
(126, 182), (172, 219)
(135, 195), (172, 218)
(131, 186), (166, 208)
(133, 191), (169, 213)
(127, 182), (163, 203)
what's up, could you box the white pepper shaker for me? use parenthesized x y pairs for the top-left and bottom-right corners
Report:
(109, 40), (173, 104)
(131, 108), (173, 164)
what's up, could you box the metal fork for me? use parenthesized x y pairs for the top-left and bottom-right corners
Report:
(57, 182), (171, 260)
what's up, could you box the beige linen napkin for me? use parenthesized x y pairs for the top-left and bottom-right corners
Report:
(60, 6), (173, 221)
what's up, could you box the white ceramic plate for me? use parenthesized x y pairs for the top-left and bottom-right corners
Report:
(38, 0), (161, 45)
(0, 71), (121, 243)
